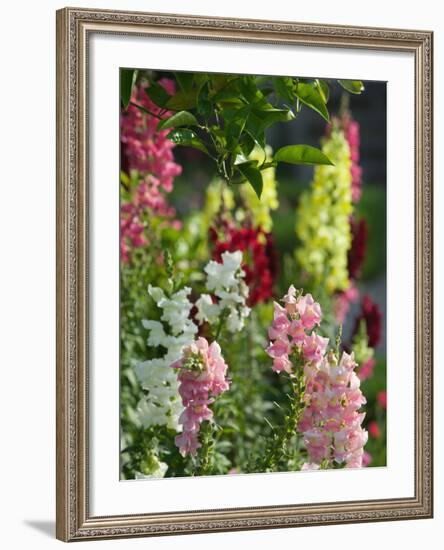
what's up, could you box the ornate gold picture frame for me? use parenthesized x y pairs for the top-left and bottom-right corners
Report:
(56, 7), (433, 542)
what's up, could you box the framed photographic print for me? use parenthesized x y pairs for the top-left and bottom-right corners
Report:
(56, 7), (433, 542)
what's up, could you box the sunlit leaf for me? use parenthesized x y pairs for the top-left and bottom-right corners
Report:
(236, 161), (263, 198)
(274, 144), (333, 166)
(157, 111), (199, 131)
(294, 82), (329, 121)
(166, 90), (198, 111)
(166, 128), (208, 154)
(316, 79), (330, 103)
(337, 79), (365, 94)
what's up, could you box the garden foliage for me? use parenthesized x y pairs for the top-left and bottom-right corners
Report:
(119, 70), (386, 479)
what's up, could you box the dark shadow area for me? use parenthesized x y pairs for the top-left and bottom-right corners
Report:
(23, 520), (55, 538)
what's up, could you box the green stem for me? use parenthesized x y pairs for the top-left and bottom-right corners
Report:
(260, 369), (305, 472)
(320, 458), (332, 469)
(129, 101), (163, 120)
(214, 309), (229, 341)
(197, 421), (215, 476)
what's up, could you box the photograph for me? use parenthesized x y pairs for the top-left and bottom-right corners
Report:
(0, 0), (438, 545)
(119, 69), (387, 480)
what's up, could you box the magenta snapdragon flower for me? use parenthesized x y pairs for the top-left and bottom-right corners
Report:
(120, 79), (182, 184)
(120, 80), (182, 262)
(172, 337), (230, 457)
(377, 390), (387, 409)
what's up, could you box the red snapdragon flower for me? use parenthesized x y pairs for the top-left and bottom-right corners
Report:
(348, 216), (368, 280)
(353, 294), (382, 348)
(209, 221), (277, 306)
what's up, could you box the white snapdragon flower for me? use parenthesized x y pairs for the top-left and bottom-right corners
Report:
(215, 288), (245, 305)
(226, 308), (249, 333)
(195, 294), (220, 324)
(157, 287), (193, 335)
(204, 250), (243, 291)
(141, 320), (169, 348)
(195, 250), (250, 333)
(147, 284), (165, 303)
(135, 286), (197, 430)
(136, 395), (172, 428)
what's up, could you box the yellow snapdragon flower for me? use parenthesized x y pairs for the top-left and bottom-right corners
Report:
(202, 179), (235, 226)
(296, 127), (353, 294)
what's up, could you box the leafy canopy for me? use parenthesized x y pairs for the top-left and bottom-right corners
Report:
(121, 71), (364, 198)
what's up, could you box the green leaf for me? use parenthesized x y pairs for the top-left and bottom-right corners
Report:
(294, 82), (329, 122)
(239, 132), (256, 157)
(120, 69), (138, 109)
(157, 111), (199, 131)
(236, 161), (263, 198)
(210, 74), (230, 92)
(234, 153), (249, 166)
(213, 81), (242, 103)
(337, 79), (365, 94)
(247, 108), (294, 139)
(166, 90), (198, 111)
(260, 87), (274, 97)
(224, 105), (250, 151)
(316, 79), (330, 103)
(260, 162), (277, 171)
(238, 77), (262, 104)
(120, 170), (130, 187)
(166, 128), (208, 154)
(274, 145), (333, 166)
(273, 76), (294, 103)
(174, 72), (194, 92)
(258, 107), (295, 127)
(145, 81), (171, 108)
(197, 83), (213, 120)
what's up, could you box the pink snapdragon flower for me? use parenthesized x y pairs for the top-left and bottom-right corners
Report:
(343, 114), (363, 203)
(362, 451), (372, 467)
(301, 462), (321, 471)
(303, 429), (332, 463)
(282, 285), (298, 314)
(359, 356), (376, 381)
(334, 283), (360, 324)
(266, 288), (325, 374)
(266, 287), (368, 469)
(172, 337), (230, 457)
(296, 293), (322, 330)
(299, 351), (368, 468)
(327, 113), (363, 203)
(302, 333), (329, 364)
(120, 208), (147, 263)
